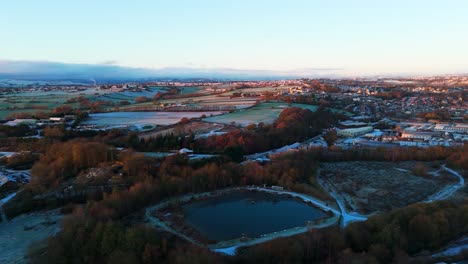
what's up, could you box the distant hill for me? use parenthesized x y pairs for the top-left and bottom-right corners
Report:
(0, 60), (343, 83)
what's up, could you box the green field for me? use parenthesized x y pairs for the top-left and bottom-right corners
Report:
(179, 86), (205, 95)
(203, 102), (311, 126)
(220, 86), (292, 96)
(0, 92), (84, 119)
(203, 102), (352, 127)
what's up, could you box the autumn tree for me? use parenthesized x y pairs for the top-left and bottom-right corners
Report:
(30, 139), (114, 191)
(324, 129), (337, 147)
(43, 126), (65, 140)
(135, 96), (150, 103)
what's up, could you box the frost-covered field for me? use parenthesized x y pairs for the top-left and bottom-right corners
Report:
(0, 209), (62, 263)
(203, 102), (316, 127)
(82, 111), (225, 129)
(203, 102), (351, 127)
(92, 87), (165, 103)
(0, 168), (30, 187)
(0, 79), (88, 87)
(203, 107), (281, 127)
(0, 87), (105, 119)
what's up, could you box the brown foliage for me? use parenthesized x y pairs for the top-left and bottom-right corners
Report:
(30, 139), (114, 191)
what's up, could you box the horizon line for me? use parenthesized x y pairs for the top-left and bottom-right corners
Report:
(0, 59), (467, 80)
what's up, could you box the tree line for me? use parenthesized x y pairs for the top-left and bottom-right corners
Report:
(122, 107), (341, 156)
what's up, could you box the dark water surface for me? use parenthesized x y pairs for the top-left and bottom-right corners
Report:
(182, 191), (327, 241)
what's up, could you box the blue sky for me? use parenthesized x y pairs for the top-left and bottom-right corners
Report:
(1, 0), (468, 76)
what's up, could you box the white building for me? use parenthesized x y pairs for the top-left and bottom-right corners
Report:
(49, 117), (65, 122)
(4, 119), (37, 127)
(401, 131), (438, 141)
(337, 126), (373, 138)
(434, 123), (468, 133)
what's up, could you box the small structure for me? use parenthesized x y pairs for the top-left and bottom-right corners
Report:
(178, 148), (194, 154)
(4, 119), (37, 127)
(271, 186), (284, 191)
(401, 131), (438, 141)
(49, 117), (65, 122)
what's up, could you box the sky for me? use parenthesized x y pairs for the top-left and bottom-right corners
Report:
(1, 0), (468, 77)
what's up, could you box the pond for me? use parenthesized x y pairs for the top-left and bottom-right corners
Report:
(182, 191), (328, 241)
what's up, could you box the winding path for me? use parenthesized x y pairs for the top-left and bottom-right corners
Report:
(316, 169), (368, 227)
(425, 164), (465, 202)
(325, 187), (368, 227)
(432, 236), (468, 259)
(0, 192), (17, 223)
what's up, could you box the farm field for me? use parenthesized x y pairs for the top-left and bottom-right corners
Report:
(0, 85), (314, 120)
(0, 87), (107, 119)
(91, 87), (166, 103)
(0, 92), (83, 119)
(0, 109), (39, 120)
(203, 102), (322, 126)
(179, 86), (207, 95)
(220, 85), (292, 96)
(139, 121), (226, 139)
(203, 103), (281, 126)
(159, 94), (227, 105)
(154, 85), (293, 107)
(115, 96), (257, 112)
(81, 111), (225, 129)
(319, 161), (458, 214)
(0, 87), (170, 119)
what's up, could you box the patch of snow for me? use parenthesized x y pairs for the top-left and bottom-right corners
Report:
(0, 152), (16, 158)
(433, 237), (468, 258)
(213, 246), (238, 256)
(0, 168), (31, 187)
(0, 209), (62, 263)
(425, 165), (464, 202)
(394, 167), (411, 173)
(0, 192), (17, 206)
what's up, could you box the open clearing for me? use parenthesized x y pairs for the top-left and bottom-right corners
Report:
(319, 161), (459, 215)
(0, 209), (62, 263)
(81, 111), (225, 129)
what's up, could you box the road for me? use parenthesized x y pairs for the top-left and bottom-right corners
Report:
(244, 134), (324, 161)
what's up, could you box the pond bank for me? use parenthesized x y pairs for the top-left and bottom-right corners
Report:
(145, 186), (340, 255)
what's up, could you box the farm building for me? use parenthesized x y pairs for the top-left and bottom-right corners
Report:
(4, 119), (37, 127)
